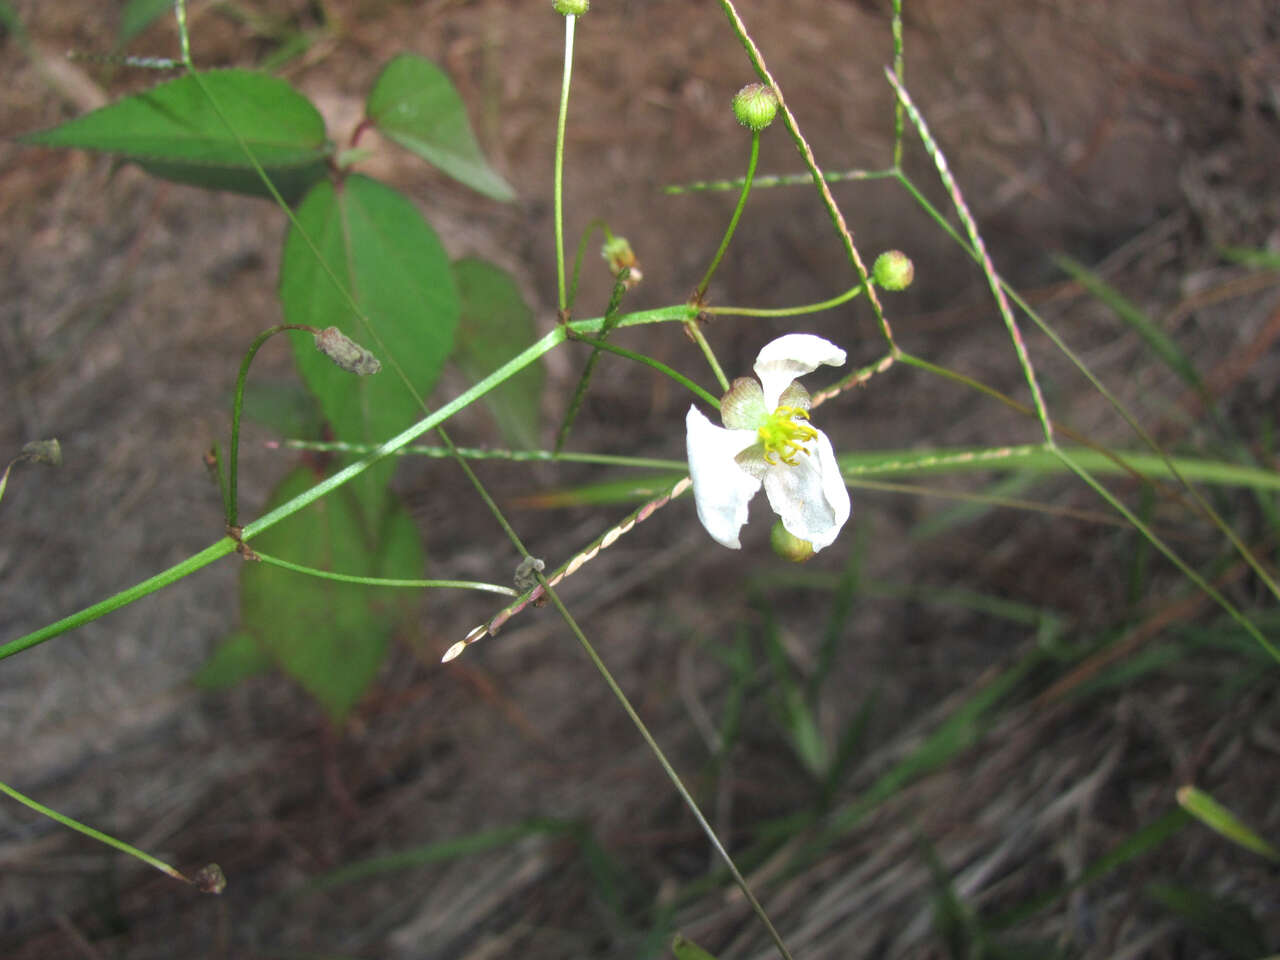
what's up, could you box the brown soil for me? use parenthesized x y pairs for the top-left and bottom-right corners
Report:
(2, 1), (1278, 958)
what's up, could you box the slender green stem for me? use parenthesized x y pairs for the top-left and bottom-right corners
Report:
(686, 321), (731, 394)
(0, 539), (235, 661)
(717, 0), (893, 348)
(570, 335), (722, 410)
(554, 13), (577, 312)
(205, 441), (231, 522)
(567, 218), (607, 313)
(0, 779), (194, 884)
(694, 130), (760, 302)
(534, 574), (796, 960)
(282, 439), (684, 471)
(255, 551), (517, 596)
(1054, 448), (1278, 662)
(663, 167), (897, 195)
(175, 0), (192, 67)
(891, 0), (905, 169)
(895, 170), (1280, 611)
(2, 308), (694, 661)
(557, 271), (631, 453)
(229, 324), (312, 529)
(706, 281), (870, 319)
(894, 350), (1032, 415)
(887, 69), (1051, 444)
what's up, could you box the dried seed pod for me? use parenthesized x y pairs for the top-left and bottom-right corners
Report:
(313, 327), (381, 376)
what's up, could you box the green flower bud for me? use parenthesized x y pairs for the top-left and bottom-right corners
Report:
(21, 438), (61, 467)
(553, 0), (589, 14)
(770, 520), (814, 563)
(873, 250), (914, 291)
(313, 326), (381, 376)
(602, 235), (642, 288)
(732, 83), (779, 132)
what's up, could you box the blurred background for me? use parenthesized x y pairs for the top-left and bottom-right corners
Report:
(2, 1), (1278, 957)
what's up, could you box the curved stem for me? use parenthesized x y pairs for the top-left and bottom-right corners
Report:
(228, 324), (312, 529)
(694, 129), (760, 302)
(0, 779), (195, 887)
(570, 335), (721, 410)
(255, 551), (517, 596)
(706, 281), (870, 319)
(554, 13), (578, 311)
(685, 322), (731, 394)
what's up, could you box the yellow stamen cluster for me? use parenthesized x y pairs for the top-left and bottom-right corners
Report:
(758, 405), (817, 465)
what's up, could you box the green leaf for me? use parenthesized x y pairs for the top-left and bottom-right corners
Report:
(1148, 882), (1269, 958)
(0, 0), (25, 38)
(452, 257), (543, 447)
(239, 468), (424, 723)
(239, 380), (324, 439)
(671, 934), (719, 960)
(192, 630), (273, 689)
(1176, 785), (1279, 860)
(280, 175), (459, 512)
(21, 69), (331, 203)
(119, 0), (173, 46)
(365, 53), (514, 201)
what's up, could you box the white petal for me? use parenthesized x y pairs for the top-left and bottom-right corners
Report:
(761, 429), (850, 552)
(686, 406), (762, 549)
(754, 334), (847, 410)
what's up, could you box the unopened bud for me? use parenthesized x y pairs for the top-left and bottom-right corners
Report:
(514, 555), (546, 590)
(314, 327), (381, 376)
(553, 0), (588, 14)
(602, 236), (642, 289)
(873, 250), (914, 291)
(21, 439), (61, 467)
(771, 521), (814, 563)
(732, 83), (779, 132)
(190, 863), (226, 895)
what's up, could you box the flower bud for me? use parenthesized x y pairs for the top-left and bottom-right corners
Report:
(191, 863), (226, 895)
(732, 83), (779, 132)
(313, 326), (381, 376)
(514, 555), (546, 590)
(21, 439), (61, 467)
(602, 236), (642, 289)
(873, 250), (914, 291)
(553, 0), (588, 14)
(770, 520), (814, 562)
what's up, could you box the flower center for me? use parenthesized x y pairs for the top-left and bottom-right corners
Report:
(757, 405), (817, 465)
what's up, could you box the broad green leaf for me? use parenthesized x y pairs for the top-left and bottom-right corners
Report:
(192, 630), (273, 689)
(239, 468), (424, 723)
(119, 0), (173, 45)
(280, 175), (459, 512)
(365, 53), (514, 201)
(21, 69), (331, 203)
(239, 380), (324, 440)
(452, 257), (543, 447)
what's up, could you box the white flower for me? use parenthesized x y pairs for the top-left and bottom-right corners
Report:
(686, 334), (851, 552)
